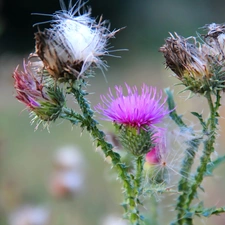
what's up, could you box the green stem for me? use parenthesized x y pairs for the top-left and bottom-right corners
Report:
(186, 91), (220, 208)
(195, 207), (225, 216)
(165, 88), (187, 128)
(133, 156), (144, 223)
(166, 88), (199, 225)
(66, 83), (142, 225)
(149, 197), (158, 225)
(135, 156), (144, 194)
(175, 138), (201, 225)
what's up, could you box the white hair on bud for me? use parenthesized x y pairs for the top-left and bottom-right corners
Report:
(34, 0), (120, 78)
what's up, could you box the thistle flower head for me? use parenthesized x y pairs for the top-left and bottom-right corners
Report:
(96, 83), (170, 129)
(13, 59), (65, 124)
(35, 0), (119, 81)
(96, 83), (170, 156)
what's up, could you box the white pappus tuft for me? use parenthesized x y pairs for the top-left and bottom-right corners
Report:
(144, 123), (199, 194)
(34, 0), (121, 80)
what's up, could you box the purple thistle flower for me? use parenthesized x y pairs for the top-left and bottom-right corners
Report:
(96, 83), (170, 129)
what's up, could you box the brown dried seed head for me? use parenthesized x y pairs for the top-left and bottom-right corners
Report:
(35, 31), (84, 81)
(159, 33), (211, 79)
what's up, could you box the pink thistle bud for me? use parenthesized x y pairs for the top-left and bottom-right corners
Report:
(13, 60), (47, 110)
(146, 147), (161, 165)
(145, 131), (166, 165)
(13, 59), (65, 124)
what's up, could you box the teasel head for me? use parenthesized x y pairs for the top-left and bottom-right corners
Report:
(160, 25), (225, 94)
(34, 0), (120, 82)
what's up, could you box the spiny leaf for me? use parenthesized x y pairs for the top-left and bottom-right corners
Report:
(191, 112), (206, 130)
(205, 154), (225, 176)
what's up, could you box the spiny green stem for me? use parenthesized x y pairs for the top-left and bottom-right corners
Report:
(166, 89), (203, 225)
(132, 156), (144, 223)
(134, 156), (144, 194)
(195, 207), (225, 216)
(60, 107), (84, 125)
(67, 84), (142, 225)
(186, 91), (220, 208)
(166, 89), (199, 225)
(175, 138), (201, 225)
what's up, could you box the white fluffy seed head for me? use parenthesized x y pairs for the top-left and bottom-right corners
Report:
(35, 0), (119, 80)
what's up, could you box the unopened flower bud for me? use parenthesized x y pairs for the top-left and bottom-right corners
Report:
(145, 147), (161, 165)
(13, 59), (65, 124)
(144, 132), (168, 184)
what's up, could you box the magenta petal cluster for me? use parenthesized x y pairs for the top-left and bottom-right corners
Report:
(146, 148), (161, 165)
(95, 83), (170, 128)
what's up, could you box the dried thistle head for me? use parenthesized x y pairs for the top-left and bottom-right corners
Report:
(202, 23), (225, 61)
(34, 0), (120, 81)
(159, 33), (211, 79)
(160, 27), (225, 94)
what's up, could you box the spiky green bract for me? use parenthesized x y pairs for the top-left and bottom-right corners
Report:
(205, 154), (225, 176)
(30, 86), (65, 127)
(191, 202), (225, 217)
(65, 81), (144, 225)
(114, 123), (155, 156)
(180, 64), (225, 95)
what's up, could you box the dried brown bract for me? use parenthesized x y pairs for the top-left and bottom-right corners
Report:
(160, 25), (225, 94)
(159, 33), (211, 79)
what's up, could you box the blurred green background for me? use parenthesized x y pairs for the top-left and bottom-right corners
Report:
(1, 0), (225, 224)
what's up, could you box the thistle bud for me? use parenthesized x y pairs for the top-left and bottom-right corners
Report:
(144, 132), (167, 184)
(13, 59), (65, 125)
